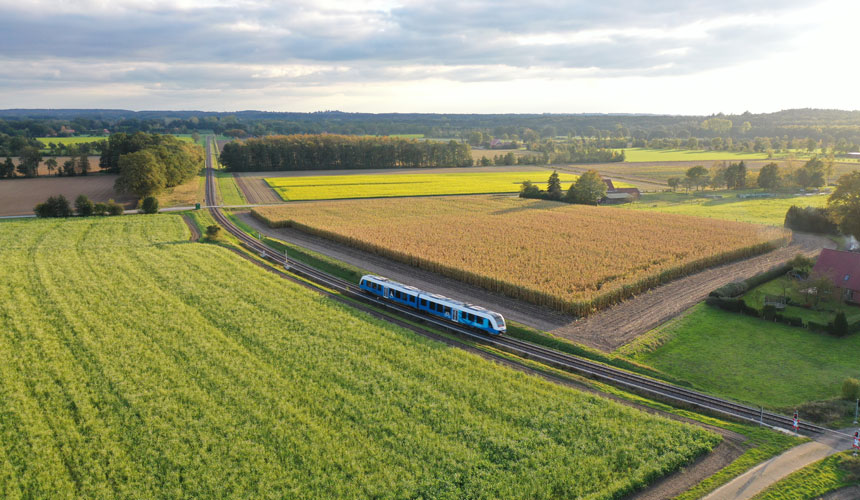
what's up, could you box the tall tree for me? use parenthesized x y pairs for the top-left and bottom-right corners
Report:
(667, 177), (680, 192)
(115, 150), (167, 198)
(568, 170), (607, 205)
(78, 153), (90, 176)
(0, 157), (14, 178)
(757, 162), (781, 189)
(45, 157), (58, 176)
(685, 165), (709, 191)
(827, 171), (860, 239)
(546, 170), (562, 199)
(17, 146), (42, 177)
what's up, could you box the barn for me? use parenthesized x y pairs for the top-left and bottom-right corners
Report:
(602, 179), (641, 204)
(811, 248), (860, 303)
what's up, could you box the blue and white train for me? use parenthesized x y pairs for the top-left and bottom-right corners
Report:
(359, 275), (506, 335)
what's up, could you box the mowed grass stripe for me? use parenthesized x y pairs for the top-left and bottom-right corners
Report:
(265, 171), (581, 201)
(0, 216), (718, 498)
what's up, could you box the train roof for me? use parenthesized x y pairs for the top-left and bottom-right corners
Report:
(362, 274), (421, 292)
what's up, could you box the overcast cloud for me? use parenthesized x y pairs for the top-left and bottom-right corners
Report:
(0, 0), (856, 113)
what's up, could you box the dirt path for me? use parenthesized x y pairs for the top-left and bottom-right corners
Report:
(233, 174), (283, 204)
(553, 232), (835, 351)
(241, 209), (834, 351)
(181, 214), (201, 241)
(703, 432), (853, 500)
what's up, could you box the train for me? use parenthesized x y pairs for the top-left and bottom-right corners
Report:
(359, 275), (506, 335)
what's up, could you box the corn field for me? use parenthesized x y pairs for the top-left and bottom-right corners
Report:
(254, 196), (790, 316)
(0, 215), (718, 498)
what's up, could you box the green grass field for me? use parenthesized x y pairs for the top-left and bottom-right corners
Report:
(618, 148), (772, 163)
(265, 170), (584, 201)
(621, 304), (860, 408)
(753, 452), (860, 499)
(0, 215), (718, 498)
(37, 135), (196, 147)
(622, 191), (829, 226)
(215, 171), (246, 205)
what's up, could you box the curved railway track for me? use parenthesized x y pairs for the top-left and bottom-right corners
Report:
(203, 137), (846, 439)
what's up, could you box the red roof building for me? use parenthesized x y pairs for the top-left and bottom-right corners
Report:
(811, 248), (860, 303)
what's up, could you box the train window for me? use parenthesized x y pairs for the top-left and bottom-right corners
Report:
(420, 299), (427, 306)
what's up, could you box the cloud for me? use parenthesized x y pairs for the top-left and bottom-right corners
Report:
(0, 0), (844, 110)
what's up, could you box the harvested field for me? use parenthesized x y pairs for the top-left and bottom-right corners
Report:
(253, 196), (790, 316)
(470, 148), (529, 162)
(0, 175), (134, 216)
(8, 156), (102, 176)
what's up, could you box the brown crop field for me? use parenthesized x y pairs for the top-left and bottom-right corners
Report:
(0, 175), (135, 216)
(254, 196), (789, 316)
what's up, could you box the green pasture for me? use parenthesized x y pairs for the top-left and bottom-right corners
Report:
(621, 304), (860, 409)
(36, 136), (108, 146)
(215, 171), (247, 205)
(622, 190), (829, 226)
(265, 170), (584, 201)
(0, 215), (718, 499)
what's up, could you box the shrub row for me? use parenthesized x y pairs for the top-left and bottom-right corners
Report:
(709, 264), (792, 299)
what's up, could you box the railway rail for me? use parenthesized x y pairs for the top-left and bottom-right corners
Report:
(203, 137), (847, 440)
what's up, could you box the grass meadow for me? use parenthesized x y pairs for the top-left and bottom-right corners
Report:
(622, 191), (829, 226)
(0, 215), (719, 499)
(621, 304), (860, 408)
(264, 170), (583, 201)
(254, 196), (788, 316)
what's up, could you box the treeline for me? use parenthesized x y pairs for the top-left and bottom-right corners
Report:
(105, 133), (204, 198)
(519, 170), (608, 205)
(667, 157), (832, 192)
(5, 108), (860, 145)
(220, 135), (473, 171)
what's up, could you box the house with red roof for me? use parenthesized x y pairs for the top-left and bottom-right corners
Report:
(601, 178), (641, 204)
(811, 248), (860, 303)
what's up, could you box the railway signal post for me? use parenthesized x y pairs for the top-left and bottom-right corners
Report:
(854, 399), (858, 425)
(792, 411), (799, 435)
(854, 432), (859, 457)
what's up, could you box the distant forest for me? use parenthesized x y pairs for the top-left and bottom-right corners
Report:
(2, 108), (860, 157)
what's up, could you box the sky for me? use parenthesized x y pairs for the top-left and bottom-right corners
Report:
(1, 0), (859, 114)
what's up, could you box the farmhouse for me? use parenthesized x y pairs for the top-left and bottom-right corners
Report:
(602, 179), (641, 204)
(811, 248), (860, 303)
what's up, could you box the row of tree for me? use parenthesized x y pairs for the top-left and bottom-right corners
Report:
(667, 157), (832, 192)
(34, 195), (125, 218)
(107, 133), (204, 198)
(519, 170), (608, 205)
(219, 135), (474, 171)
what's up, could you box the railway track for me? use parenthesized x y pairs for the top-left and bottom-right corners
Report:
(202, 137), (846, 439)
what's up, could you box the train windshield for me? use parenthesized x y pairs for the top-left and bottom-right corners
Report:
(492, 314), (505, 328)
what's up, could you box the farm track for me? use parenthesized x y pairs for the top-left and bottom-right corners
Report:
(552, 231), (835, 351)
(233, 173), (283, 204)
(202, 136), (846, 443)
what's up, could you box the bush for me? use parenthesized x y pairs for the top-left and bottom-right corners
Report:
(842, 378), (860, 401)
(34, 195), (73, 218)
(93, 203), (108, 216)
(761, 304), (777, 321)
(106, 199), (124, 216)
(831, 312), (849, 337)
(807, 320), (829, 333)
(205, 225), (222, 241)
(141, 196), (159, 214)
(784, 205), (839, 234)
(743, 264), (792, 289)
(710, 282), (748, 298)
(74, 195), (94, 217)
